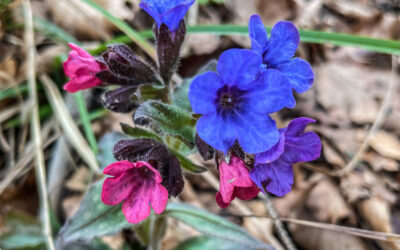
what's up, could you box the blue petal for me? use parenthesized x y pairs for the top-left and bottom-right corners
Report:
(276, 58), (314, 93)
(188, 72), (223, 115)
(217, 49), (262, 90)
(264, 21), (299, 67)
(234, 111), (279, 154)
(240, 69), (295, 113)
(196, 112), (237, 154)
(249, 15), (268, 55)
(140, 0), (195, 31)
(282, 118), (321, 163)
(254, 130), (285, 164)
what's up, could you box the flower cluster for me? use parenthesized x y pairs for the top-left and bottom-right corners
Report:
(63, 0), (321, 224)
(189, 15), (321, 206)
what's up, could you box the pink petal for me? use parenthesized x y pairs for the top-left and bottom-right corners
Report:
(234, 184), (260, 201)
(150, 184), (168, 214)
(229, 156), (254, 187)
(101, 171), (135, 205)
(216, 192), (231, 208)
(63, 77), (102, 93)
(68, 43), (93, 59)
(122, 186), (152, 224)
(218, 160), (235, 204)
(103, 160), (135, 176)
(136, 161), (163, 183)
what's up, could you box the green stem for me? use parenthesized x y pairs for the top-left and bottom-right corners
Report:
(74, 92), (98, 155)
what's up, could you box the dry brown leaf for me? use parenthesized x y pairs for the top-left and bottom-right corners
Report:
(358, 197), (400, 250)
(44, 0), (136, 39)
(307, 179), (356, 224)
(369, 130), (400, 161)
(364, 151), (399, 172)
(65, 167), (89, 192)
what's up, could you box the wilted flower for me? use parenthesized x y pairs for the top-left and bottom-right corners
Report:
(216, 156), (259, 208)
(249, 15), (314, 93)
(101, 160), (168, 224)
(63, 43), (106, 93)
(140, 0), (195, 32)
(250, 118), (321, 197)
(189, 49), (295, 154)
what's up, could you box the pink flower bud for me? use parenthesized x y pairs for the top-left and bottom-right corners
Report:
(63, 43), (105, 93)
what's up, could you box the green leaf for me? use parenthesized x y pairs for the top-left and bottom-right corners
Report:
(134, 101), (196, 148)
(170, 149), (207, 173)
(0, 211), (45, 250)
(165, 203), (272, 250)
(174, 236), (251, 250)
(136, 85), (168, 103)
(97, 132), (129, 170)
(121, 123), (163, 143)
(133, 215), (167, 247)
(58, 181), (132, 245)
(173, 79), (192, 112)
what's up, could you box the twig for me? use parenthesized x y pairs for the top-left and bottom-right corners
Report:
(333, 55), (398, 176)
(22, 1), (55, 249)
(259, 189), (297, 250)
(226, 213), (400, 244)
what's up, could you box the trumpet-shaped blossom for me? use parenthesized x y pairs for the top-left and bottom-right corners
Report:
(189, 49), (295, 154)
(140, 0), (195, 31)
(250, 118), (321, 197)
(249, 15), (314, 93)
(63, 43), (105, 93)
(101, 160), (168, 224)
(216, 156), (260, 208)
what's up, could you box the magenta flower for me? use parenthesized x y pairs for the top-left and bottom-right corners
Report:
(216, 156), (260, 208)
(63, 43), (106, 93)
(250, 118), (321, 197)
(101, 160), (168, 224)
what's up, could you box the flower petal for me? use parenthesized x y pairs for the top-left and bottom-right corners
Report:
(251, 161), (294, 197)
(276, 58), (314, 93)
(216, 192), (231, 208)
(196, 112), (237, 154)
(188, 72), (223, 115)
(282, 118), (321, 163)
(217, 49), (262, 89)
(264, 21), (299, 66)
(150, 184), (169, 214)
(255, 129), (285, 164)
(234, 112), (280, 154)
(103, 160), (135, 176)
(249, 15), (268, 55)
(234, 185), (260, 200)
(241, 69), (295, 113)
(101, 171), (136, 205)
(68, 43), (93, 59)
(122, 187), (152, 224)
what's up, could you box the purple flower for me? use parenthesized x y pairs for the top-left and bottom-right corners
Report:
(249, 118), (321, 197)
(140, 0), (195, 31)
(189, 49), (295, 154)
(249, 15), (314, 93)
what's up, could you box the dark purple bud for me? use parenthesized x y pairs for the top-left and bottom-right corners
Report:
(195, 134), (215, 161)
(230, 141), (246, 162)
(96, 44), (161, 86)
(113, 139), (184, 197)
(102, 86), (138, 113)
(154, 21), (186, 84)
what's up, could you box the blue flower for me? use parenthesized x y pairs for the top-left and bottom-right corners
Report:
(140, 0), (195, 31)
(249, 15), (314, 93)
(249, 118), (321, 197)
(189, 49), (295, 154)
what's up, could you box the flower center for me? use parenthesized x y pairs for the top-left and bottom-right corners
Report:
(220, 93), (235, 108)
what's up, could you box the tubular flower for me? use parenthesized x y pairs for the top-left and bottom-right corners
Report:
(101, 161), (168, 224)
(189, 49), (295, 154)
(140, 0), (195, 31)
(63, 43), (106, 93)
(249, 15), (314, 93)
(249, 118), (321, 197)
(216, 156), (260, 208)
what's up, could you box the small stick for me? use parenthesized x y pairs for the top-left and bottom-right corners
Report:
(22, 1), (55, 249)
